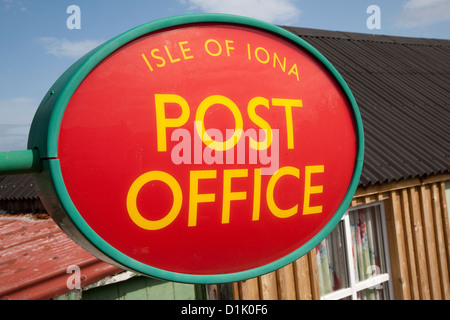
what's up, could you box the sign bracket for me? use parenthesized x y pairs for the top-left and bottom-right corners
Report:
(0, 149), (42, 175)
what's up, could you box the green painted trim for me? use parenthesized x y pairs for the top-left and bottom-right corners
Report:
(0, 149), (41, 175)
(29, 13), (364, 284)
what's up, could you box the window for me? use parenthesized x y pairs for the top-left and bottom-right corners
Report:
(316, 202), (393, 300)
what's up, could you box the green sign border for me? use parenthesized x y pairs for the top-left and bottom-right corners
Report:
(27, 13), (364, 284)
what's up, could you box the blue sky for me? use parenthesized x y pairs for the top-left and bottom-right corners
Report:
(1, 0), (449, 152)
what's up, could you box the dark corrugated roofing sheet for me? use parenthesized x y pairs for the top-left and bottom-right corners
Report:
(283, 27), (450, 186)
(0, 174), (38, 201)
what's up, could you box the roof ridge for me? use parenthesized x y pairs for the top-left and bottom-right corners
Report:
(281, 26), (450, 46)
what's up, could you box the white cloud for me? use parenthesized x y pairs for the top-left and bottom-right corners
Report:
(0, 124), (29, 151)
(37, 37), (105, 59)
(182, 0), (301, 25)
(2, 0), (26, 11)
(0, 97), (38, 152)
(396, 0), (450, 28)
(0, 97), (36, 125)
(404, 0), (446, 9)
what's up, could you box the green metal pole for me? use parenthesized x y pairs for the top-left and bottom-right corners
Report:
(0, 149), (42, 175)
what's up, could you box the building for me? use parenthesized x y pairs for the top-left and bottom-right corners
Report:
(1, 26), (449, 300)
(0, 174), (45, 214)
(228, 26), (450, 300)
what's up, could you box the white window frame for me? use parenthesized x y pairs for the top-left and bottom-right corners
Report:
(320, 202), (394, 300)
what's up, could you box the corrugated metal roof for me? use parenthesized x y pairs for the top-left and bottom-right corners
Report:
(0, 174), (38, 201)
(0, 215), (121, 300)
(282, 27), (450, 186)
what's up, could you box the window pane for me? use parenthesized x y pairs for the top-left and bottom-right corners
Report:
(349, 206), (387, 283)
(357, 282), (390, 300)
(316, 221), (348, 295)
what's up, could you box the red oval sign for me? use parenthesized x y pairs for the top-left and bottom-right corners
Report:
(29, 15), (363, 283)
